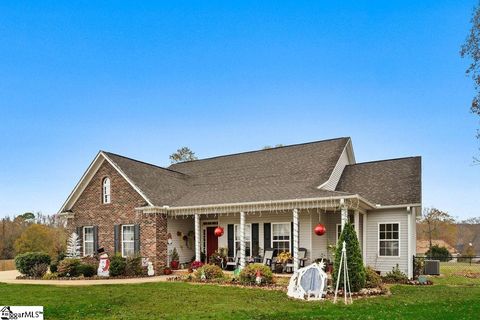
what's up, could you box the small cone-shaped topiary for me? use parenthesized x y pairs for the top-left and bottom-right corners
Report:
(333, 222), (365, 292)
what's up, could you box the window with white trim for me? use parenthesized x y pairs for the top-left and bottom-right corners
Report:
(103, 177), (111, 204)
(83, 226), (94, 256)
(122, 225), (135, 257)
(234, 224), (251, 257)
(336, 224), (355, 243)
(379, 223), (399, 256)
(272, 222), (291, 252)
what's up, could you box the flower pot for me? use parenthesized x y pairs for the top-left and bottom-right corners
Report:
(171, 260), (179, 269)
(326, 264), (333, 274)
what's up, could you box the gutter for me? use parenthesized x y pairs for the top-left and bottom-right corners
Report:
(135, 194), (377, 215)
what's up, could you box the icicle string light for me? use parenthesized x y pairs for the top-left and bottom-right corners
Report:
(134, 196), (364, 220)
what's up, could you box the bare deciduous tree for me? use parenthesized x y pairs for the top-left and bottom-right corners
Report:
(461, 4), (480, 159)
(420, 208), (455, 250)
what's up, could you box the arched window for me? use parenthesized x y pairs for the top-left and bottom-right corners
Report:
(102, 177), (111, 204)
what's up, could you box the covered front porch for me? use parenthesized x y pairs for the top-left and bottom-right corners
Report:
(146, 196), (374, 273)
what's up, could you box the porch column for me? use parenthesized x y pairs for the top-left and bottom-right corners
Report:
(239, 211), (246, 269)
(354, 210), (360, 237)
(195, 214), (201, 262)
(293, 208), (299, 272)
(340, 199), (348, 231)
(362, 213), (367, 264)
(407, 207), (413, 279)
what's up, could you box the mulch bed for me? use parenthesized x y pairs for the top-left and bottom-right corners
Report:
(406, 279), (434, 285)
(324, 287), (389, 299)
(166, 275), (288, 291)
(166, 275), (390, 299)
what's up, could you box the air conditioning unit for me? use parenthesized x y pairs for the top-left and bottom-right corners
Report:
(424, 260), (440, 275)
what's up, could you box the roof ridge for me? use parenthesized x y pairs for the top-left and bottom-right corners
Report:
(347, 156), (421, 167)
(169, 137), (350, 167)
(101, 151), (189, 176)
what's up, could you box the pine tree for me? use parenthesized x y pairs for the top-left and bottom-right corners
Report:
(333, 222), (365, 292)
(66, 232), (81, 258)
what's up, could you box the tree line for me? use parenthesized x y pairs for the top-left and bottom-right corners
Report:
(418, 207), (479, 257)
(0, 212), (67, 260)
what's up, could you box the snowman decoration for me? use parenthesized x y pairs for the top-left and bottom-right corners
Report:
(97, 253), (110, 277)
(147, 262), (155, 276)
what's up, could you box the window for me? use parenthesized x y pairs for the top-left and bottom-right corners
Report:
(234, 224), (251, 257)
(102, 177), (111, 204)
(122, 225), (135, 257)
(379, 223), (400, 257)
(336, 224), (355, 243)
(272, 223), (291, 252)
(83, 226), (94, 256)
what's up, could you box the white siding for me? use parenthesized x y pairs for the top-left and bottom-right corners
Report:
(166, 210), (347, 264)
(310, 212), (328, 260)
(167, 216), (195, 263)
(365, 209), (409, 275)
(321, 146), (350, 190)
(217, 210), (313, 260)
(324, 212), (341, 247)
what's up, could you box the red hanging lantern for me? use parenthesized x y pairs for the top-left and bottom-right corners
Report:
(214, 226), (224, 237)
(314, 223), (326, 236)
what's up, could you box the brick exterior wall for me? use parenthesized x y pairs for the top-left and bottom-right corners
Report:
(67, 159), (167, 272)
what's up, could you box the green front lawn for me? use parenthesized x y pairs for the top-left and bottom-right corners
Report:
(433, 262), (480, 286)
(0, 280), (479, 319)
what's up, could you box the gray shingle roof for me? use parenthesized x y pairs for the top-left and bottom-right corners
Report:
(104, 137), (351, 207)
(167, 137), (350, 206)
(102, 138), (421, 208)
(335, 157), (421, 206)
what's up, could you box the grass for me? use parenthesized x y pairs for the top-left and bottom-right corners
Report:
(430, 262), (480, 286)
(1, 276), (479, 319)
(0, 259), (15, 271)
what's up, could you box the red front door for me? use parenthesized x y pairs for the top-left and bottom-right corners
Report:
(206, 227), (219, 262)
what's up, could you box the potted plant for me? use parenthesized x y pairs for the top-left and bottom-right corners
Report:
(163, 267), (172, 275)
(189, 261), (203, 273)
(209, 248), (227, 267)
(276, 251), (292, 273)
(170, 248), (180, 269)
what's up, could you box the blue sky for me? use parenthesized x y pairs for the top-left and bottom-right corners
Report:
(1, 1), (479, 219)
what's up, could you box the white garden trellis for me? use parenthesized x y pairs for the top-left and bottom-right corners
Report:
(333, 241), (353, 304)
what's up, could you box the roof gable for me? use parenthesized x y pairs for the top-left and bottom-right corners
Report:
(103, 152), (191, 206)
(335, 157), (421, 206)
(58, 151), (154, 213)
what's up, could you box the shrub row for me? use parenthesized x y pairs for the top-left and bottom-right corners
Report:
(16, 252), (147, 278)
